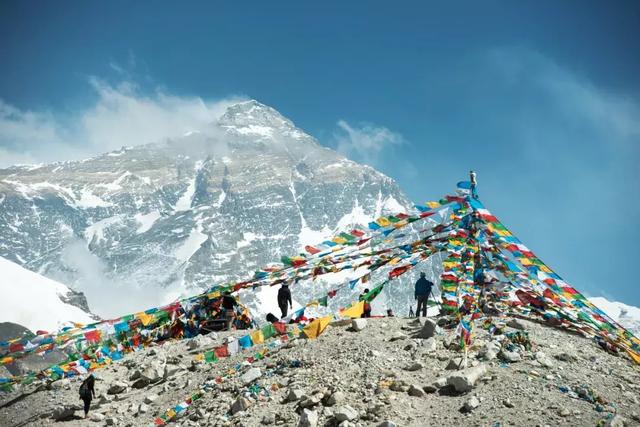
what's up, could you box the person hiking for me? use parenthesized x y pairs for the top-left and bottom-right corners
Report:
(359, 289), (372, 318)
(79, 373), (96, 419)
(221, 291), (238, 331)
(414, 272), (434, 317)
(277, 284), (292, 319)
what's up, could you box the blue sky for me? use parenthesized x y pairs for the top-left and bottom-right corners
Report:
(1, 1), (639, 305)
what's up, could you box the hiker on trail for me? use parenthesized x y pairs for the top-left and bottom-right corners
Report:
(277, 284), (292, 319)
(79, 373), (96, 419)
(408, 306), (415, 317)
(221, 291), (238, 331)
(414, 272), (434, 317)
(359, 289), (372, 318)
(386, 308), (395, 317)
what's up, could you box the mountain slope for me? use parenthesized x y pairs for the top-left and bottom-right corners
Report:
(0, 256), (96, 332)
(0, 100), (414, 318)
(589, 297), (640, 337)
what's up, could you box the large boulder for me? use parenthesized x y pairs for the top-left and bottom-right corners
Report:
(140, 360), (165, 382)
(418, 319), (437, 339)
(107, 382), (128, 395)
(241, 367), (262, 385)
(52, 405), (75, 421)
(351, 319), (367, 332)
(334, 405), (359, 422)
(298, 408), (319, 427)
(446, 364), (487, 393)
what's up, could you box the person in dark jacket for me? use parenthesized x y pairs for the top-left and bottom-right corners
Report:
(266, 312), (279, 323)
(359, 289), (372, 318)
(414, 272), (434, 317)
(277, 284), (292, 318)
(221, 292), (237, 331)
(79, 374), (96, 418)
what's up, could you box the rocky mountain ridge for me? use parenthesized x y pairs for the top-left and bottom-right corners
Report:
(0, 100), (413, 319)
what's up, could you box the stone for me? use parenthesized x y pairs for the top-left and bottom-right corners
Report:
(499, 350), (521, 363)
(299, 395), (321, 408)
(447, 364), (487, 393)
(507, 318), (528, 330)
(446, 357), (467, 370)
(326, 391), (345, 406)
(52, 405), (75, 421)
(334, 405), (359, 422)
(555, 352), (578, 363)
(377, 422), (397, 427)
(351, 319), (367, 332)
(187, 334), (212, 351)
(604, 415), (625, 427)
(404, 362), (423, 371)
(432, 377), (449, 389)
(423, 385), (438, 394)
(389, 332), (408, 342)
(50, 378), (70, 390)
(408, 384), (425, 397)
(90, 412), (105, 421)
(107, 382), (128, 395)
(463, 396), (480, 412)
(418, 319), (437, 339)
(286, 388), (305, 402)
(298, 408), (319, 427)
(261, 412), (276, 425)
(131, 378), (150, 389)
(503, 399), (515, 408)
(138, 403), (149, 414)
(241, 367), (262, 385)
(230, 397), (251, 414)
(422, 337), (437, 353)
(535, 351), (554, 368)
(140, 361), (165, 382)
(144, 394), (159, 404)
(105, 417), (117, 426)
(557, 408), (571, 417)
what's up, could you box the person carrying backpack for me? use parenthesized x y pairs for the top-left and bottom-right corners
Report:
(79, 373), (96, 419)
(359, 289), (372, 318)
(414, 272), (434, 317)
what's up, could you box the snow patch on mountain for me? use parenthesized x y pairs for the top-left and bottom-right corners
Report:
(589, 297), (640, 336)
(0, 256), (95, 332)
(175, 226), (207, 261)
(134, 211), (161, 233)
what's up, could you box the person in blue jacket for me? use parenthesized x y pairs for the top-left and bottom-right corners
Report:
(414, 272), (434, 317)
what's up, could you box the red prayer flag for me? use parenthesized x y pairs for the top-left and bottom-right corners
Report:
(214, 345), (229, 358)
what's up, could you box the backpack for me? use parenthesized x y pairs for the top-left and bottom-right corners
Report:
(79, 382), (89, 399)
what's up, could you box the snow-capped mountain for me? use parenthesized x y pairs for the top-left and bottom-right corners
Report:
(589, 297), (640, 337)
(0, 100), (414, 318)
(0, 256), (96, 332)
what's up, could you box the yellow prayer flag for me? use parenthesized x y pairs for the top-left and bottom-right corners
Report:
(136, 312), (154, 326)
(250, 330), (264, 344)
(426, 201), (440, 209)
(376, 217), (392, 227)
(340, 301), (365, 319)
(303, 315), (332, 339)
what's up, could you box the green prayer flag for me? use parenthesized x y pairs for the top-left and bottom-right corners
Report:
(318, 296), (328, 307)
(261, 324), (276, 339)
(204, 350), (217, 363)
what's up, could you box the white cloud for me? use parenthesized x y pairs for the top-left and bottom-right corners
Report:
(333, 120), (404, 166)
(0, 79), (245, 167)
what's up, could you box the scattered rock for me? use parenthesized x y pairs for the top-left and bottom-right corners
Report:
(144, 394), (159, 404)
(499, 349), (521, 363)
(351, 319), (367, 332)
(230, 397), (252, 414)
(261, 412), (276, 425)
(389, 332), (408, 342)
(241, 367), (262, 385)
(334, 405), (359, 422)
(138, 403), (149, 414)
(503, 399), (515, 408)
(298, 408), (319, 427)
(535, 351), (554, 368)
(52, 405), (75, 421)
(604, 415), (625, 427)
(107, 382), (128, 395)
(418, 319), (437, 339)
(404, 362), (423, 371)
(555, 352), (578, 363)
(408, 384), (425, 397)
(447, 364), (487, 393)
(422, 384), (438, 394)
(377, 422), (397, 427)
(90, 412), (105, 422)
(445, 357), (467, 370)
(422, 337), (437, 353)
(507, 318), (528, 330)
(286, 388), (305, 402)
(105, 417), (117, 426)
(131, 378), (150, 389)
(326, 391), (345, 406)
(140, 361), (165, 382)
(462, 396), (480, 412)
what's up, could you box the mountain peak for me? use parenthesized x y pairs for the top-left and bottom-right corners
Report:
(218, 100), (295, 130)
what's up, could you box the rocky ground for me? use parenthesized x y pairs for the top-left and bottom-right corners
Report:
(1, 316), (639, 427)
